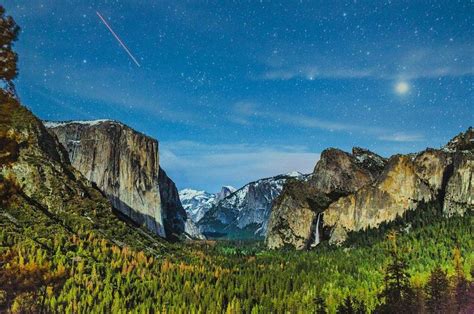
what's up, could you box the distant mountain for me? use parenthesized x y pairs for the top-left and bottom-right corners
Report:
(216, 186), (237, 201)
(179, 186), (236, 223)
(197, 172), (307, 239)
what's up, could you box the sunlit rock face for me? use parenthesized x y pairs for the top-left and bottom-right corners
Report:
(267, 128), (473, 249)
(266, 148), (386, 250)
(323, 129), (473, 245)
(46, 120), (176, 238)
(442, 128), (474, 216)
(443, 155), (474, 216)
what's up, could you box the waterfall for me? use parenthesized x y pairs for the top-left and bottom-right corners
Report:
(310, 212), (321, 248)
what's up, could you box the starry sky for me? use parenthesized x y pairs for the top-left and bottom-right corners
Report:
(4, 1), (473, 192)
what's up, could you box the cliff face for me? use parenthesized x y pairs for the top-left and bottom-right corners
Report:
(158, 168), (204, 239)
(266, 148), (386, 249)
(266, 128), (473, 249)
(46, 120), (186, 239)
(1, 97), (166, 255)
(443, 155), (474, 216)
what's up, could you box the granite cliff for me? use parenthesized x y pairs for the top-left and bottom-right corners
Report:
(266, 128), (473, 249)
(266, 148), (386, 249)
(45, 120), (202, 240)
(324, 129), (473, 245)
(0, 96), (165, 252)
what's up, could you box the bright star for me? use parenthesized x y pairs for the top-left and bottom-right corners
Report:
(395, 81), (410, 95)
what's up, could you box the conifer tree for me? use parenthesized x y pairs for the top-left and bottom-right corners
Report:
(0, 5), (20, 98)
(426, 266), (453, 314)
(377, 231), (415, 313)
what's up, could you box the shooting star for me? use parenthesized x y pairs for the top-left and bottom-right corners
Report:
(96, 11), (141, 67)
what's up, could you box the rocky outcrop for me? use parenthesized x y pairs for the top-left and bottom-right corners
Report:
(198, 172), (307, 239)
(442, 128), (474, 216)
(267, 129), (473, 249)
(1, 97), (168, 255)
(266, 148), (386, 249)
(442, 154), (473, 216)
(323, 153), (439, 244)
(46, 120), (200, 240)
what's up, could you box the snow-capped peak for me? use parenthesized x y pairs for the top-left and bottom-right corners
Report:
(285, 171), (304, 178)
(179, 188), (216, 223)
(44, 119), (114, 128)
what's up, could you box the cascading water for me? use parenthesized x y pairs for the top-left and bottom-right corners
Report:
(310, 212), (321, 248)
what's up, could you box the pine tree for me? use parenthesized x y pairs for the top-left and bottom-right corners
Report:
(0, 5), (20, 98)
(426, 266), (452, 314)
(313, 295), (326, 314)
(452, 247), (469, 312)
(377, 231), (415, 313)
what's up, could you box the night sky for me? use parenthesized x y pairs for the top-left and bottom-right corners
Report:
(4, 1), (473, 192)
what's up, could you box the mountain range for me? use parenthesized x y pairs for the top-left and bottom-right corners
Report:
(182, 172), (308, 239)
(2, 97), (472, 249)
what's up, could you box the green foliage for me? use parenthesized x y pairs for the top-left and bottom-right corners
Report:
(1, 191), (473, 313)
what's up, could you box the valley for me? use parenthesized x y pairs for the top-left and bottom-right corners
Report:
(1, 3), (473, 313)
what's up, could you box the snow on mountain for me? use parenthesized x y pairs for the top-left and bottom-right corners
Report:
(44, 119), (114, 128)
(197, 172), (309, 239)
(179, 186), (238, 223)
(216, 186), (236, 201)
(179, 189), (216, 223)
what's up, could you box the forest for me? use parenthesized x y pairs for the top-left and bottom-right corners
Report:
(1, 193), (473, 313)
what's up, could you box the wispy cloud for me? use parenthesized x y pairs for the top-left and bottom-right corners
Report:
(260, 66), (376, 81)
(377, 132), (425, 142)
(160, 141), (319, 191)
(258, 45), (474, 81)
(231, 102), (425, 143)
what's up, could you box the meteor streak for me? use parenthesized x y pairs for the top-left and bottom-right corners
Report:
(96, 11), (141, 67)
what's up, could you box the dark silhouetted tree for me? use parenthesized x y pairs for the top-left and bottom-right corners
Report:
(0, 5), (20, 98)
(377, 231), (415, 313)
(426, 266), (452, 313)
(452, 247), (469, 312)
(313, 296), (326, 314)
(338, 295), (365, 314)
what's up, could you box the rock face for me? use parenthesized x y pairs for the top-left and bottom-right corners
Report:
(216, 186), (236, 201)
(443, 154), (474, 216)
(158, 168), (204, 239)
(1, 97), (166, 254)
(46, 120), (198, 239)
(266, 148), (386, 249)
(267, 128), (473, 249)
(198, 172), (307, 239)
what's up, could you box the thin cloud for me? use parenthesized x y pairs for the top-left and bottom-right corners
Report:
(258, 45), (474, 81)
(231, 102), (425, 143)
(378, 132), (425, 142)
(160, 141), (319, 192)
